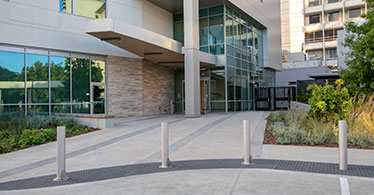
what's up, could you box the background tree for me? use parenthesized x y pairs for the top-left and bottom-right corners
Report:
(341, 0), (374, 94)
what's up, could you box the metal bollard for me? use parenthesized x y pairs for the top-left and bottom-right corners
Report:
(243, 120), (252, 165)
(170, 100), (174, 115)
(339, 120), (348, 171)
(54, 126), (68, 181)
(160, 122), (169, 168)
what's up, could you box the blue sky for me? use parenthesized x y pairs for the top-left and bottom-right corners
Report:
(0, 51), (67, 73)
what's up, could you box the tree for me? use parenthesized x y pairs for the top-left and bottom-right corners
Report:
(341, 0), (374, 94)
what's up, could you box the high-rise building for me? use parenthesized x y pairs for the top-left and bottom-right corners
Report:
(0, 0), (281, 117)
(281, 0), (368, 69)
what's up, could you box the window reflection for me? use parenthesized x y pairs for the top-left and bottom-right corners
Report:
(91, 60), (105, 83)
(51, 56), (70, 103)
(26, 54), (49, 104)
(0, 51), (25, 105)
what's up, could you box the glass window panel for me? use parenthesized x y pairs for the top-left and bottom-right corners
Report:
(235, 58), (241, 69)
(173, 13), (183, 22)
(174, 22), (184, 44)
(27, 105), (49, 116)
(225, 16), (234, 45)
(200, 18), (209, 46)
(209, 15), (224, 45)
(0, 51), (25, 104)
(309, 14), (320, 24)
(72, 58), (90, 104)
(93, 85), (105, 114)
(227, 56), (234, 66)
(26, 54), (49, 104)
(241, 26), (247, 49)
(247, 27), (253, 53)
(308, 0), (320, 7)
(328, 12), (340, 22)
(253, 32), (258, 55)
(349, 8), (361, 18)
(73, 0), (106, 19)
(235, 69), (241, 100)
(227, 45), (234, 56)
(199, 8), (208, 18)
(0, 105), (24, 119)
(211, 68), (225, 101)
(209, 5), (224, 15)
(210, 44), (224, 55)
(91, 60), (105, 83)
(228, 102), (235, 112)
(72, 103), (90, 114)
(200, 46), (209, 53)
(227, 67), (235, 100)
(51, 104), (71, 115)
(60, 0), (73, 13)
(243, 101), (249, 111)
(233, 20), (240, 47)
(328, 0), (340, 3)
(242, 70), (249, 101)
(225, 6), (233, 16)
(236, 102), (242, 111)
(211, 102), (225, 112)
(50, 56), (70, 103)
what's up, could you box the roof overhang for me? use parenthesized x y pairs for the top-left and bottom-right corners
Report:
(86, 19), (216, 68)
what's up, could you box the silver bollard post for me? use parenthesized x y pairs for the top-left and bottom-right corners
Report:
(54, 126), (68, 181)
(160, 122), (169, 168)
(339, 120), (348, 171)
(242, 120), (252, 165)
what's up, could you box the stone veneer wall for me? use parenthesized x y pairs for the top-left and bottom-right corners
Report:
(142, 60), (174, 115)
(107, 56), (174, 117)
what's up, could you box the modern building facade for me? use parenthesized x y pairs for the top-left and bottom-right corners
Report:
(281, 0), (368, 70)
(0, 0), (281, 118)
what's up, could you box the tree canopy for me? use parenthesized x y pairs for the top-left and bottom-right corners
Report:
(341, 0), (374, 94)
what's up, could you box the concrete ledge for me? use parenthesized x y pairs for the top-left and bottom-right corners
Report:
(54, 114), (115, 129)
(290, 101), (311, 112)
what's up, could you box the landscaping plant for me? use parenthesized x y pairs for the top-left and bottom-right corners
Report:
(307, 79), (352, 123)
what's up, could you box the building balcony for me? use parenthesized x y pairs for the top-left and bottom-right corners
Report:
(324, 21), (344, 29)
(305, 41), (324, 50)
(305, 5), (323, 15)
(345, 0), (366, 8)
(305, 23), (324, 32)
(325, 1), (344, 11)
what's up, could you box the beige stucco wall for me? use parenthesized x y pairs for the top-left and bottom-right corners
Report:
(106, 56), (174, 117)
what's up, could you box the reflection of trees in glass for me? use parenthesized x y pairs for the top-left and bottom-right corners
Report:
(51, 57), (70, 103)
(72, 58), (90, 103)
(26, 60), (49, 103)
(91, 60), (104, 83)
(0, 66), (25, 104)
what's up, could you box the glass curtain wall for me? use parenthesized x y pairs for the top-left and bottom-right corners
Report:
(174, 5), (225, 54)
(225, 5), (268, 111)
(0, 47), (106, 117)
(172, 4), (275, 113)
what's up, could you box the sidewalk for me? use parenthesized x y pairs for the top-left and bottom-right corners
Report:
(0, 112), (374, 195)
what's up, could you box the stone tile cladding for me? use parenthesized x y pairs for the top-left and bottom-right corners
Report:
(107, 56), (174, 116)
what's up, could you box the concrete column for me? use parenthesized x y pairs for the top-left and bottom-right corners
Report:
(184, 0), (201, 118)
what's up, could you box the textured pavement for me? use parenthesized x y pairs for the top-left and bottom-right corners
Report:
(0, 112), (374, 194)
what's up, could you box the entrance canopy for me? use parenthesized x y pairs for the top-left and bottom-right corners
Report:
(86, 19), (216, 68)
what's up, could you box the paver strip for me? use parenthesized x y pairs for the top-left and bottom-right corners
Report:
(1, 158), (374, 191)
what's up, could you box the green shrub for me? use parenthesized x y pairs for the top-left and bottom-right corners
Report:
(308, 79), (352, 123)
(302, 132), (334, 145)
(271, 123), (307, 144)
(268, 112), (287, 122)
(297, 90), (311, 103)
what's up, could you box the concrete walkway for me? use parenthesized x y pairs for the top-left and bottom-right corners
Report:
(0, 112), (374, 194)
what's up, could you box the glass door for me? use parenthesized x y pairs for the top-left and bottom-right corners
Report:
(90, 83), (105, 114)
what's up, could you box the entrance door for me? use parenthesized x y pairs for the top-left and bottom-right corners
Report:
(200, 79), (209, 114)
(91, 83), (105, 114)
